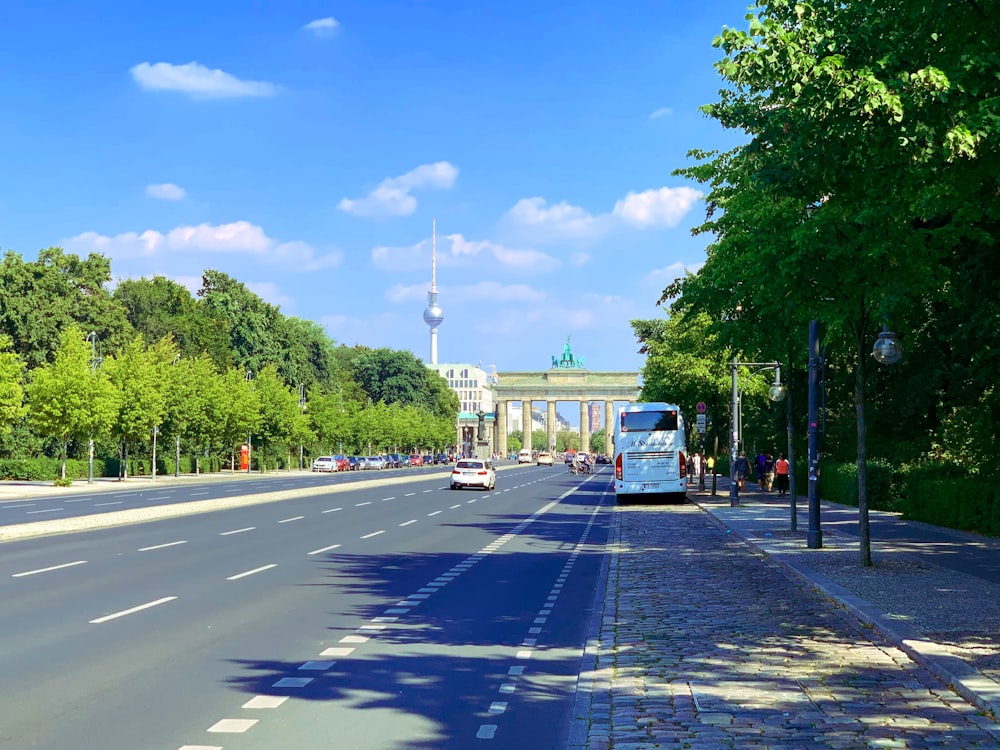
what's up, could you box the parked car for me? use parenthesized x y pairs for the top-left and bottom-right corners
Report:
(389, 453), (404, 468)
(450, 458), (496, 490)
(422, 454), (433, 466)
(347, 456), (361, 470)
(596, 454), (610, 465)
(409, 454), (424, 467)
(433, 453), (450, 465)
(535, 451), (554, 467)
(311, 456), (337, 472)
(361, 455), (385, 470)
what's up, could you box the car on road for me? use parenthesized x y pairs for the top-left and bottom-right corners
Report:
(596, 454), (610, 465)
(518, 449), (533, 464)
(450, 459), (496, 490)
(311, 456), (338, 472)
(535, 451), (554, 466)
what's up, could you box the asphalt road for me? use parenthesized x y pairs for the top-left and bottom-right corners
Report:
(0, 464), (612, 750)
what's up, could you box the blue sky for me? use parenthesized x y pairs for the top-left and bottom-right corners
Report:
(0, 0), (752, 378)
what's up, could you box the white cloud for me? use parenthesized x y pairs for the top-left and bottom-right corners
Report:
(649, 107), (673, 119)
(612, 187), (702, 228)
(244, 281), (296, 310)
(145, 183), (186, 201)
(130, 61), (278, 99)
(338, 161), (458, 217)
(63, 221), (341, 271)
(303, 17), (339, 35)
(371, 232), (560, 273)
(503, 185), (702, 243)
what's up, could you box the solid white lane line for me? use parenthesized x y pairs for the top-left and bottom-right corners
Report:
(355, 501), (372, 507)
(308, 543), (342, 555)
(427, 510), (442, 516)
(322, 507), (343, 513)
(227, 564), (277, 581)
(279, 516), (305, 523)
(12, 560), (87, 578)
(90, 596), (177, 624)
(94, 501), (122, 507)
(220, 527), (255, 536)
(138, 540), (188, 552)
(360, 530), (385, 539)
(399, 519), (417, 527)
(26, 508), (63, 514)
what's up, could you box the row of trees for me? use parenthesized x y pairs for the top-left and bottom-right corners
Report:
(634, 0), (1000, 556)
(0, 248), (460, 478)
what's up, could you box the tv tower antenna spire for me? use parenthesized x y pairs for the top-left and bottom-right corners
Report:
(423, 219), (444, 364)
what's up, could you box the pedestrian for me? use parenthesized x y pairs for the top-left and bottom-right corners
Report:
(734, 451), (750, 491)
(706, 454), (715, 475)
(755, 451), (767, 490)
(763, 453), (775, 491)
(775, 453), (790, 495)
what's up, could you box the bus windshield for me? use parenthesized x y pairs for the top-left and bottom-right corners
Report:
(620, 410), (678, 433)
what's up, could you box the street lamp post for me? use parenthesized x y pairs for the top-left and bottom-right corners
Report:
(298, 383), (306, 470)
(85, 331), (102, 484)
(729, 358), (786, 507)
(807, 320), (823, 548)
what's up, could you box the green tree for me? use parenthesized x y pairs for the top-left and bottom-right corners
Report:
(219, 368), (262, 470)
(27, 325), (118, 480)
(198, 270), (283, 375)
(0, 335), (26, 439)
(252, 365), (311, 469)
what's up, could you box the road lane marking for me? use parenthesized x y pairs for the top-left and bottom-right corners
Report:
(207, 719), (258, 733)
(488, 702), (508, 715)
(227, 564), (277, 580)
(278, 515), (305, 523)
(138, 540), (188, 552)
(219, 527), (255, 536)
(12, 560), (87, 577)
(321, 647), (355, 657)
(427, 510), (442, 516)
(450, 504), (462, 509)
(360, 530), (385, 539)
(355, 501), (372, 507)
(63, 498), (91, 503)
(190, 490), (210, 496)
(26, 508), (63, 514)
(399, 519), (417, 527)
(300, 660), (336, 670)
(322, 507), (343, 513)
(476, 725), (498, 739)
(94, 501), (123, 507)
(308, 543), (342, 555)
(422, 489), (433, 493)
(340, 635), (369, 644)
(404, 492), (416, 496)
(90, 596), (177, 624)
(3, 503), (34, 508)
(381, 497), (395, 502)
(273, 677), (312, 687)
(243, 695), (287, 709)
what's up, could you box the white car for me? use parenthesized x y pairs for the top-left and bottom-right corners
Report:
(450, 459), (496, 490)
(536, 451), (554, 466)
(311, 456), (338, 472)
(517, 449), (533, 464)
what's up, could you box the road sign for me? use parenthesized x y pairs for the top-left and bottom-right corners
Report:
(696, 414), (707, 431)
(696, 401), (707, 414)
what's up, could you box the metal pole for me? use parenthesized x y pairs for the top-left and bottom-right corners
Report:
(730, 357), (739, 506)
(175, 434), (180, 477)
(152, 426), (158, 482)
(787, 390), (796, 531)
(807, 320), (823, 548)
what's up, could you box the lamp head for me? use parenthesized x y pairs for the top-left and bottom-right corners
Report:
(872, 326), (903, 365)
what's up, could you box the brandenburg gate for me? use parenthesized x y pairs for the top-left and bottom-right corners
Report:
(492, 338), (640, 456)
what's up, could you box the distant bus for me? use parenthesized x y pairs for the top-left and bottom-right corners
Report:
(613, 402), (688, 503)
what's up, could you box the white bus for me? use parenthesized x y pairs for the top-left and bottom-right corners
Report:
(613, 402), (688, 502)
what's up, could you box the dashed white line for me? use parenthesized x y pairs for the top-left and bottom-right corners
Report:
(488, 702), (508, 715)
(138, 540), (187, 552)
(208, 719), (258, 733)
(381, 497), (396, 502)
(94, 501), (123, 507)
(243, 695), (287, 709)
(308, 543), (342, 555)
(427, 510), (442, 516)
(26, 508), (63, 514)
(322, 507), (343, 514)
(399, 519), (417, 527)
(12, 560), (87, 578)
(476, 725), (498, 739)
(90, 596), (177, 624)
(226, 564), (277, 581)
(4, 503), (34, 508)
(220, 527), (255, 536)
(279, 516), (305, 523)
(450, 504), (462, 509)
(355, 501), (372, 507)
(404, 492), (416, 497)
(360, 530), (385, 539)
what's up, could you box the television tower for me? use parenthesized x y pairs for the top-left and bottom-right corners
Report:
(422, 219), (444, 364)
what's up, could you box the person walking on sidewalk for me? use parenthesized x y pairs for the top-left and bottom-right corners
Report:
(774, 453), (790, 495)
(763, 453), (775, 491)
(755, 451), (768, 490)
(734, 451), (750, 492)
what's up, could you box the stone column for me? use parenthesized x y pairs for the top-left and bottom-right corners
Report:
(579, 400), (590, 453)
(546, 400), (557, 454)
(497, 400), (508, 457)
(523, 399), (532, 451)
(605, 399), (615, 456)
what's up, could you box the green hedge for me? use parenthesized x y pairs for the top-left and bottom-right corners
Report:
(898, 464), (1000, 536)
(818, 459), (897, 511)
(0, 457), (109, 481)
